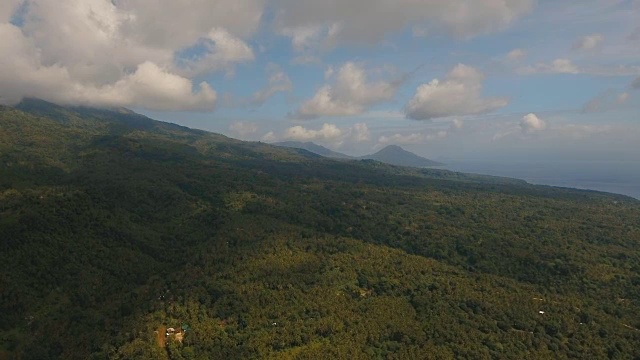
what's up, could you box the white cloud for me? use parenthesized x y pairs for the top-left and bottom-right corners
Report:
(582, 90), (631, 113)
(291, 62), (400, 119)
(250, 64), (293, 106)
(293, 86), (360, 118)
(506, 48), (526, 62)
(405, 64), (508, 120)
(617, 92), (630, 104)
(573, 34), (604, 51)
(451, 118), (465, 131)
(176, 28), (254, 77)
(412, 26), (429, 38)
(632, 77), (640, 89)
(0, 0), (261, 110)
(229, 122), (259, 137)
(0, 22), (217, 110)
(494, 118), (613, 143)
(71, 61), (218, 111)
(0, 0), (22, 22)
(279, 23), (341, 55)
(261, 131), (277, 142)
(521, 58), (580, 74)
(378, 130), (447, 145)
(379, 133), (426, 145)
(275, 0), (535, 46)
(583, 65), (640, 77)
(553, 124), (611, 139)
(350, 123), (371, 142)
(284, 123), (343, 141)
(520, 59), (640, 76)
(268, 122), (372, 145)
(324, 66), (335, 79)
(115, 0), (264, 47)
(520, 113), (546, 133)
(223, 63), (293, 108)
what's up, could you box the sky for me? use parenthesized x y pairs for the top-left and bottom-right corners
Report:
(1, 0), (639, 162)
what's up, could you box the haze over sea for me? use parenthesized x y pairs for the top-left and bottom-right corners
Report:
(446, 160), (640, 200)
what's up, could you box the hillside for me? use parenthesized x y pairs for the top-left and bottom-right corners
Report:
(362, 145), (443, 167)
(1, 101), (640, 359)
(274, 141), (353, 159)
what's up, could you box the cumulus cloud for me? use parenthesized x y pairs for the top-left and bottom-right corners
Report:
(520, 59), (640, 76)
(250, 64), (293, 106)
(229, 122), (259, 138)
(520, 59), (580, 74)
(350, 123), (371, 142)
(553, 124), (611, 139)
(583, 91), (631, 113)
(261, 131), (277, 142)
(114, 0), (264, 46)
(279, 23), (342, 60)
(223, 64), (293, 108)
(268, 122), (371, 145)
(520, 113), (546, 133)
(405, 64), (508, 120)
(584, 65), (640, 77)
(284, 123), (343, 141)
(378, 130), (447, 145)
(0, 0), (22, 22)
(573, 34), (604, 51)
(291, 62), (400, 119)
(617, 92), (630, 104)
(0, 25), (217, 110)
(0, 0), (262, 110)
(506, 48), (526, 62)
(451, 119), (465, 131)
(275, 0), (535, 47)
(176, 28), (254, 77)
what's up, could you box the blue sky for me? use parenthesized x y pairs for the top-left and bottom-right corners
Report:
(1, 0), (639, 161)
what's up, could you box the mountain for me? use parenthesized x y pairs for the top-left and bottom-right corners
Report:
(273, 141), (442, 168)
(274, 141), (353, 159)
(362, 145), (443, 167)
(1, 100), (640, 359)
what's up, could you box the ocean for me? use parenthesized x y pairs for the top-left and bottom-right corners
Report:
(445, 160), (640, 200)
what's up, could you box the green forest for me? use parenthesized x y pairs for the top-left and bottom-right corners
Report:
(1, 99), (639, 359)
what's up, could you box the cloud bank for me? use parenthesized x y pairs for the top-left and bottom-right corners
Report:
(275, 0), (535, 46)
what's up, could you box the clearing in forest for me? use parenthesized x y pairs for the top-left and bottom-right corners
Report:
(156, 326), (166, 348)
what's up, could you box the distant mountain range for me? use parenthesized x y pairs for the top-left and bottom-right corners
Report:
(274, 141), (443, 167)
(362, 145), (444, 167)
(274, 141), (354, 160)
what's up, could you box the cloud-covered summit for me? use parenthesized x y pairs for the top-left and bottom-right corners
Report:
(0, 0), (266, 110)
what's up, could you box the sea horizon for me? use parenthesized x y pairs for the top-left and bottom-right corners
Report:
(445, 159), (640, 200)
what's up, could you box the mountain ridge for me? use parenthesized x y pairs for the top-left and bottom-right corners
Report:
(362, 144), (444, 167)
(274, 141), (443, 168)
(274, 141), (354, 159)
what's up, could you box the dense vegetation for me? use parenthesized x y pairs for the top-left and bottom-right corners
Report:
(1, 99), (639, 359)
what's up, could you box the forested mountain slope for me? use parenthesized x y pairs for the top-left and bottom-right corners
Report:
(1, 101), (639, 359)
